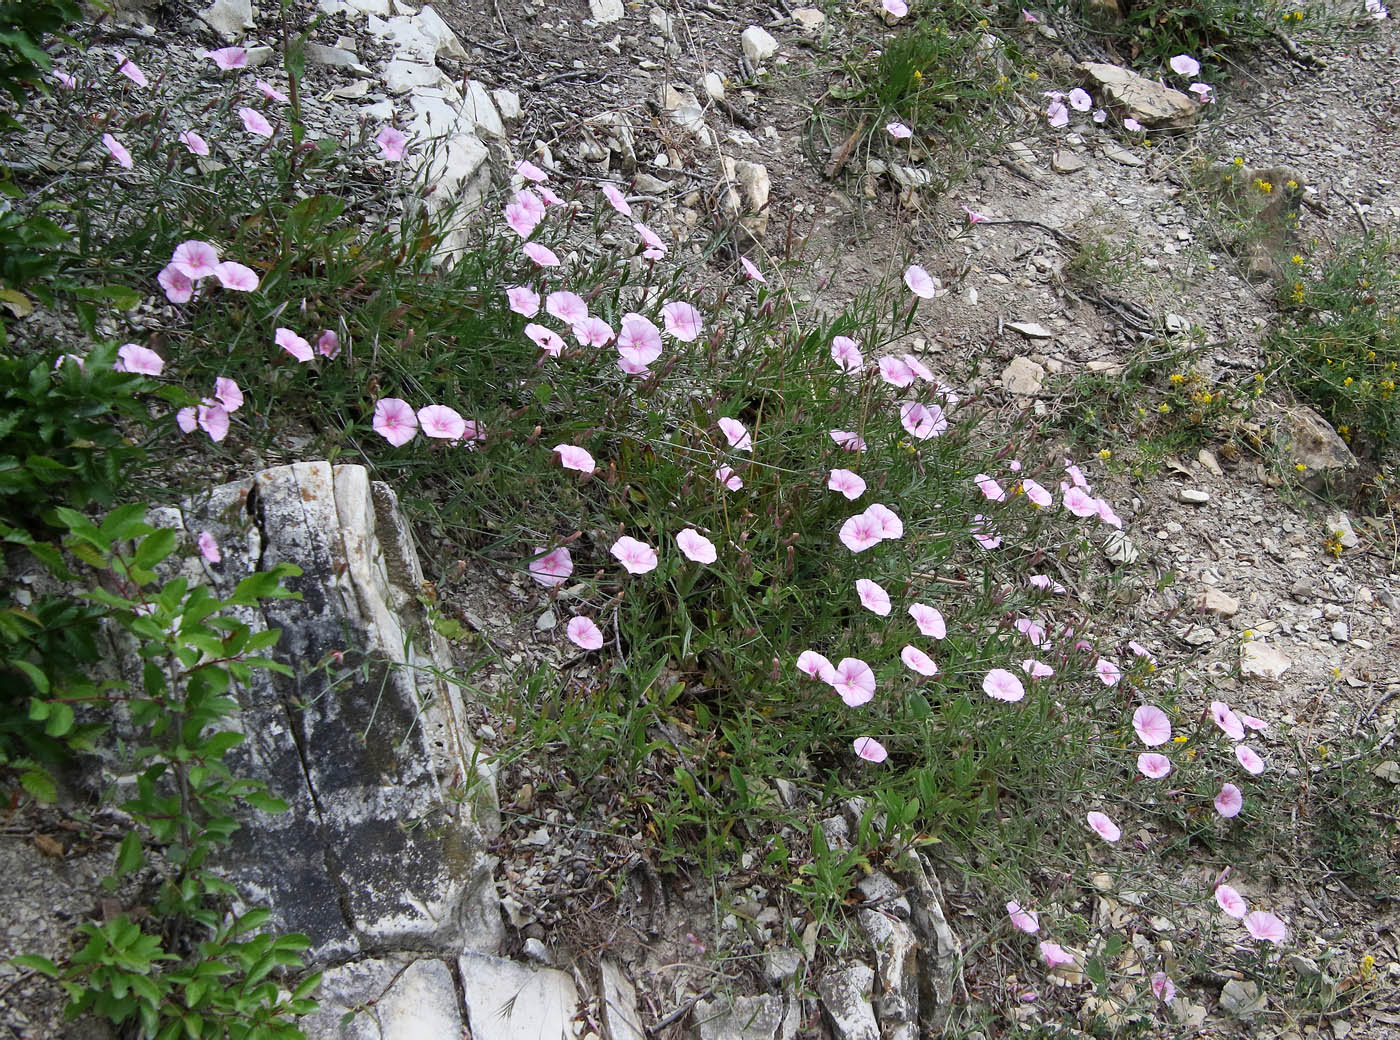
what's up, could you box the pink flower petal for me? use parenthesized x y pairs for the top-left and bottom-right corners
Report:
(372, 397), (418, 446)
(178, 130), (210, 156)
(1211, 701), (1246, 741)
(661, 301), (703, 342)
(376, 126), (408, 161)
(275, 327), (313, 363)
(1215, 884), (1247, 919)
(529, 546), (573, 587)
(566, 616), (604, 650)
(238, 106), (274, 138)
(886, 121), (913, 139)
(611, 535), (658, 575)
(196, 531), (221, 563)
(1151, 972), (1176, 1002)
(856, 578), (892, 616)
(1086, 811), (1121, 842)
(676, 528), (717, 564)
(507, 285), (540, 316)
(832, 658), (876, 706)
(1006, 901), (1039, 933)
(102, 133), (133, 169)
(601, 183), (632, 216)
(796, 650), (837, 682)
(983, 668), (1025, 702)
(418, 404), (468, 440)
(908, 604), (946, 639)
(900, 645), (938, 677)
(903, 264), (938, 299)
(1235, 745), (1266, 775)
(213, 261), (259, 292)
(1243, 910), (1286, 943)
(1214, 782), (1243, 818)
(115, 343), (164, 376)
(554, 444), (595, 473)
(828, 469), (867, 500)
(718, 417), (753, 451)
(1137, 753), (1171, 779)
(853, 736), (888, 763)
(1133, 705), (1171, 746)
(740, 257), (766, 282)
(523, 242), (561, 267)
(1040, 942), (1076, 967)
(214, 376), (243, 413)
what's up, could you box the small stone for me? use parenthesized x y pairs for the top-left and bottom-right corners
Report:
(1285, 954), (1322, 978)
(1326, 513), (1359, 549)
(1331, 621), (1349, 642)
(1102, 531), (1139, 564)
(1373, 761), (1400, 784)
(703, 71), (725, 100)
(522, 937), (551, 964)
(1240, 641), (1292, 680)
(1178, 488), (1210, 504)
(1091, 872), (1114, 891)
(493, 89), (522, 123)
(304, 41), (369, 73)
(590, 0), (624, 22)
(1007, 321), (1054, 339)
(1220, 979), (1266, 1018)
(1291, 577), (1316, 601)
(1197, 588), (1240, 617)
(1181, 624), (1216, 646)
(1102, 143), (1145, 167)
(1051, 150), (1085, 173)
(1078, 61), (1201, 129)
(792, 7), (825, 29)
(765, 947), (803, 982)
(741, 25), (779, 63)
(198, 0), (253, 39)
(1198, 449), (1224, 477)
(1001, 357), (1045, 396)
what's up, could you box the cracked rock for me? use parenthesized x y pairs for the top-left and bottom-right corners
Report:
(818, 964), (880, 1040)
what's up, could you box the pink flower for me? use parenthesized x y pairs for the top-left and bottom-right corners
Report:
(554, 444), (595, 473)
(1240, 713), (1269, 732)
(715, 466), (743, 491)
(213, 261), (259, 292)
(611, 536), (658, 574)
(1022, 8), (1041, 21)
(1092, 108), (1107, 123)
(633, 221), (667, 258)
(856, 578), (891, 616)
(882, 0), (908, 16)
(172, 240), (220, 280)
(205, 47), (247, 69)
(214, 377), (243, 412)
(517, 191), (547, 227)
(1022, 658), (1053, 678)
(372, 398), (418, 446)
(1046, 100), (1069, 128)
(1023, 472), (1053, 503)
(1040, 942), (1075, 967)
(507, 285), (540, 316)
(317, 330), (340, 358)
(1189, 82), (1214, 104)
(1006, 901), (1039, 934)
(418, 404), (468, 440)
(829, 429), (867, 451)
(1169, 54), (1201, 77)
(238, 107), (274, 138)
(52, 70), (77, 89)
(1243, 910), (1286, 943)
(179, 130), (210, 156)
(830, 336), (863, 372)
(1062, 486), (1099, 518)
(158, 264), (194, 304)
(1123, 117), (1143, 132)
(676, 528), (717, 564)
(1094, 658), (1121, 686)
(879, 355), (916, 388)
(516, 159), (548, 182)
(197, 402), (229, 442)
(536, 185), (563, 206)
(117, 56), (147, 87)
(1151, 972), (1176, 1002)
(601, 183), (632, 216)
(176, 407), (198, 433)
(740, 257), (766, 282)
(115, 343), (164, 376)
(1068, 87), (1092, 112)
(864, 503), (903, 538)
(376, 126), (408, 161)
(971, 515), (1001, 550)
(573, 316), (614, 347)
(102, 133), (133, 169)
(1128, 639), (1156, 663)
(1211, 701), (1245, 741)
(963, 206), (989, 224)
(1027, 574), (1065, 594)
(1015, 618), (1050, 647)
(901, 645), (938, 677)
(525, 323), (566, 357)
(903, 264), (938, 299)
(908, 604), (945, 639)
(832, 658), (876, 706)
(276, 327), (313, 363)
(617, 313), (663, 368)
(1214, 783), (1243, 818)
(1065, 461), (1089, 488)
(1235, 745), (1265, 775)
(529, 546), (573, 586)
(828, 469), (866, 500)
(1086, 811), (1121, 842)
(255, 79), (288, 101)
(524, 242), (561, 267)
(1137, 753), (1171, 779)
(1095, 497), (1122, 529)
(983, 668), (1025, 702)
(900, 402), (947, 439)
(886, 121), (913, 139)
(197, 531), (221, 563)
(505, 199), (542, 238)
(853, 736), (888, 763)
(902, 354), (934, 382)
(567, 616), (604, 650)
(797, 650), (836, 682)
(840, 512), (883, 553)
(546, 291), (587, 325)
(1215, 884), (1247, 919)
(718, 417), (753, 451)
(1132, 705), (1171, 746)
(661, 301), (703, 342)
(974, 473), (1006, 502)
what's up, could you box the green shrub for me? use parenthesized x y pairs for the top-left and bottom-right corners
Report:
(0, 0), (80, 109)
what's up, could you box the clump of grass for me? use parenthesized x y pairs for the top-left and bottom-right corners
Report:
(1266, 235), (1400, 469)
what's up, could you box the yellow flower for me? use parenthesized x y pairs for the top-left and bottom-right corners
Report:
(1232, 156), (1245, 167)
(1286, 179), (1299, 189)
(1361, 954), (1376, 982)
(1158, 402), (1171, 414)
(1291, 254), (1304, 265)
(1169, 373), (1185, 385)
(1295, 462), (1307, 472)
(1098, 448), (1112, 460)
(913, 69), (923, 81)
(1254, 179), (1274, 194)
(1028, 70), (1039, 81)
(1172, 734), (1189, 744)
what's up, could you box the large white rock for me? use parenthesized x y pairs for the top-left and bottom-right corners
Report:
(590, 0), (625, 22)
(1077, 62), (1201, 129)
(198, 0), (253, 40)
(302, 957), (464, 1039)
(459, 953), (584, 1040)
(741, 25), (779, 62)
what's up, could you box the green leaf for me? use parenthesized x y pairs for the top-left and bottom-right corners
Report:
(20, 768), (56, 803)
(115, 831), (145, 875)
(12, 660), (49, 693)
(43, 700), (74, 737)
(133, 528), (178, 571)
(10, 954), (58, 977)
